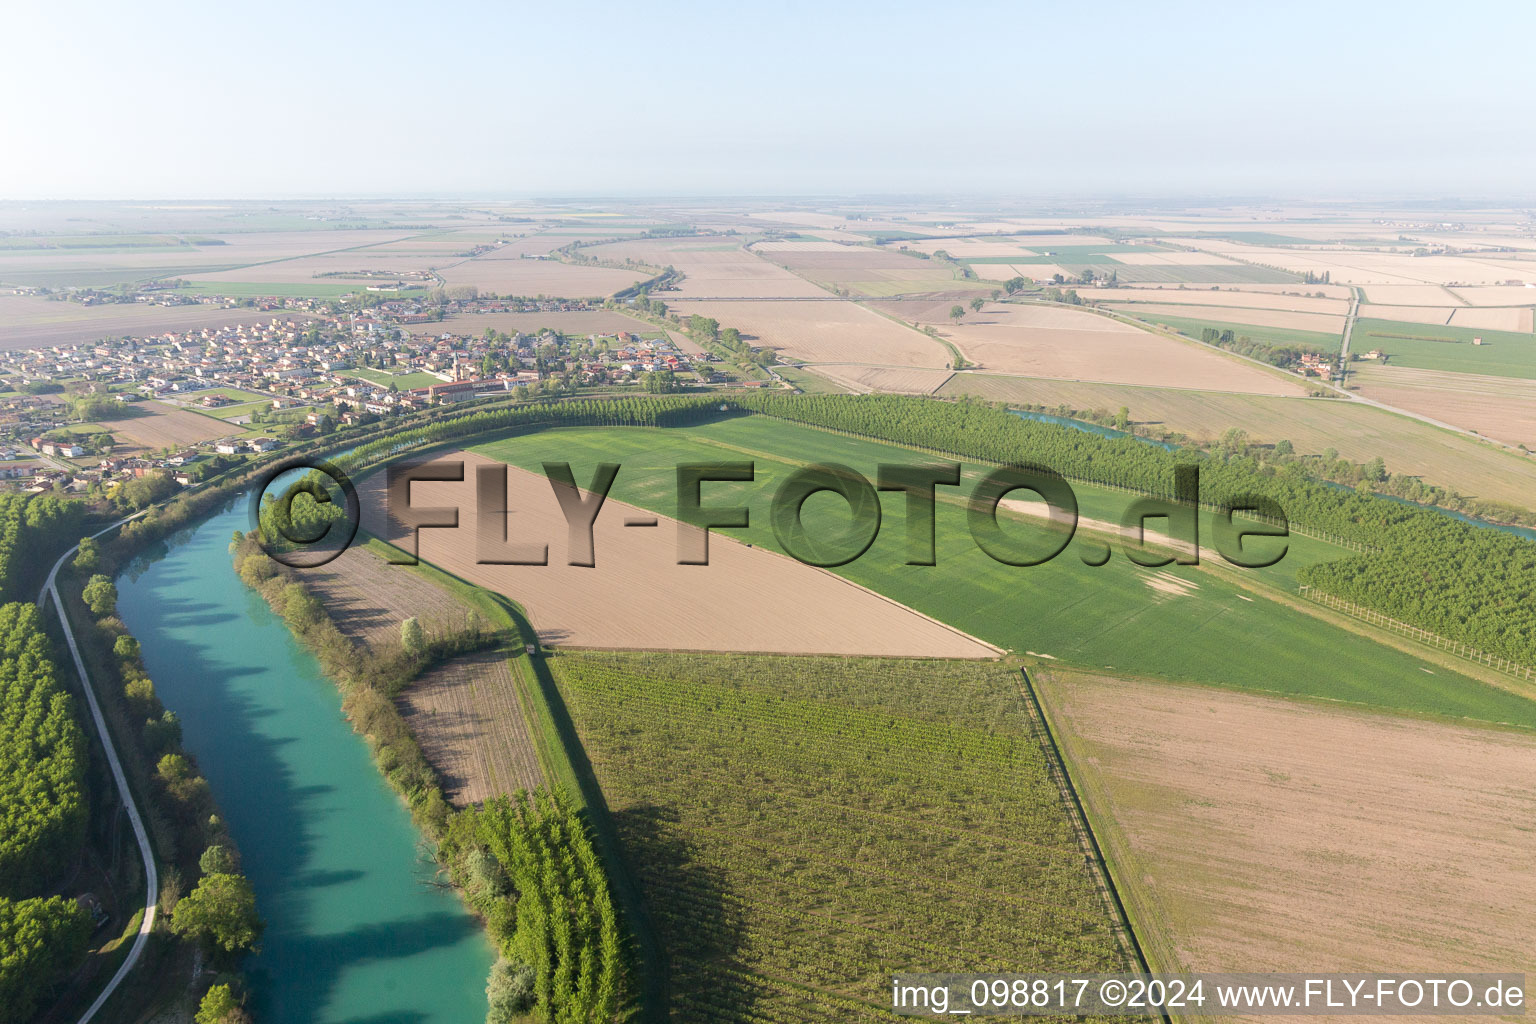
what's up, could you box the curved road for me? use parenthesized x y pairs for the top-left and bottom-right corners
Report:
(39, 512), (157, 1024)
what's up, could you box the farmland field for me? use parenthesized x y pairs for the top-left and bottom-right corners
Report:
(586, 240), (830, 298)
(1040, 671), (1536, 988)
(469, 417), (1535, 726)
(95, 400), (232, 447)
(435, 258), (647, 297)
(936, 372), (1536, 510)
(299, 544), (545, 806)
(427, 309), (656, 337)
(1099, 301), (1345, 335)
(1077, 287), (1349, 315)
(1352, 318), (1536, 377)
(672, 299), (952, 367)
(355, 450), (997, 659)
(756, 244), (982, 297)
(1114, 309), (1342, 353)
(1348, 364), (1536, 447)
(0, 294), (269, 349)
(871, 301), (1304, 394)
(801, 364), (954, 394)
(549, 650), (1138, 1021)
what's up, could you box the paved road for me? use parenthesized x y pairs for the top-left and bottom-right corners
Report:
(39, 512), (157, 1024)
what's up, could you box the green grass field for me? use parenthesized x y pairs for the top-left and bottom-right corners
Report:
(774, 365), (850, 394)
(1115, 309), (1341, 351)
(207, 400), (273, 420)
(346, 368), (443, 390)
(1353, 318), (1536, 378)
(472, 417), (1536, 727)
(548, 650), (1136, 1022)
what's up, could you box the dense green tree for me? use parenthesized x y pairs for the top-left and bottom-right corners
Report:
(83, 574), (117, 616)
(400, 617), (425, 656)
(171, 872), (263, 954)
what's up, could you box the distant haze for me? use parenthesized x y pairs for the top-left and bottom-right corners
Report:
(6, 0), (1535, 199)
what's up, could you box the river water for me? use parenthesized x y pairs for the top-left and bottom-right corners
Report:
(115, 499), (493, 1023)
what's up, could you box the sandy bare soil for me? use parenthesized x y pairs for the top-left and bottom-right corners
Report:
(672, 299), (952, 367)
(873, 301), (1304, 394)
(804, 364), (954, 394)
(1079, 288), (1349, 316)
(399, 652), (545, 805)
(1040, 672), (1536, 1014)
(356, 452), (998, 658)
(1104, 302), (1345, 335)
(0, 296), (274, 350)
(1350, 364), (1536, 447)
(96, 401), (232, 447)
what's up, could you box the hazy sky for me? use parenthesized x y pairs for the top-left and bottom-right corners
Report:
(5, 0), (1533, 199)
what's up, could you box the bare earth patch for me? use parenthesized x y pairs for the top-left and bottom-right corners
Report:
(356, 452), (997, 658)
(1039, 672), (1536, 1022)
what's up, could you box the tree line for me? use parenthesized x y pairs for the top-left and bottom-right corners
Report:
(727, 392), (1536, 667)
(442, 790), (629, 1024)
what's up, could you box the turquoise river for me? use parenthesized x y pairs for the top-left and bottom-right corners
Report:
(116, 498), (494, 1022)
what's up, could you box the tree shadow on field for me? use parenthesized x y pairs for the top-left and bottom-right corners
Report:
(610, 802), (748, 1017)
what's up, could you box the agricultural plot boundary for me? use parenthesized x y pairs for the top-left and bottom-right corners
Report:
(1298, 585), (1535, 683)
(1017, 666), (1162, 1009)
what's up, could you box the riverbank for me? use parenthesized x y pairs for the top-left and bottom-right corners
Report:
(116, 504), (494, 1022)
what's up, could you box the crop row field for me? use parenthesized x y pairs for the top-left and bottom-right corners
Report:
(1041, 671), (1536, 990)
(466, 417), (1536, 726)
(549, 650), (1138, 1022)
(296, 543), (545, 805)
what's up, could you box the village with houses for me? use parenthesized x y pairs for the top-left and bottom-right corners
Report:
(0, 291), (738, 500)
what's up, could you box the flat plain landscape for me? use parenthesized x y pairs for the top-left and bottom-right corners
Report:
(674, 298), (954, 366)
(870, 300), (1304, 394)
